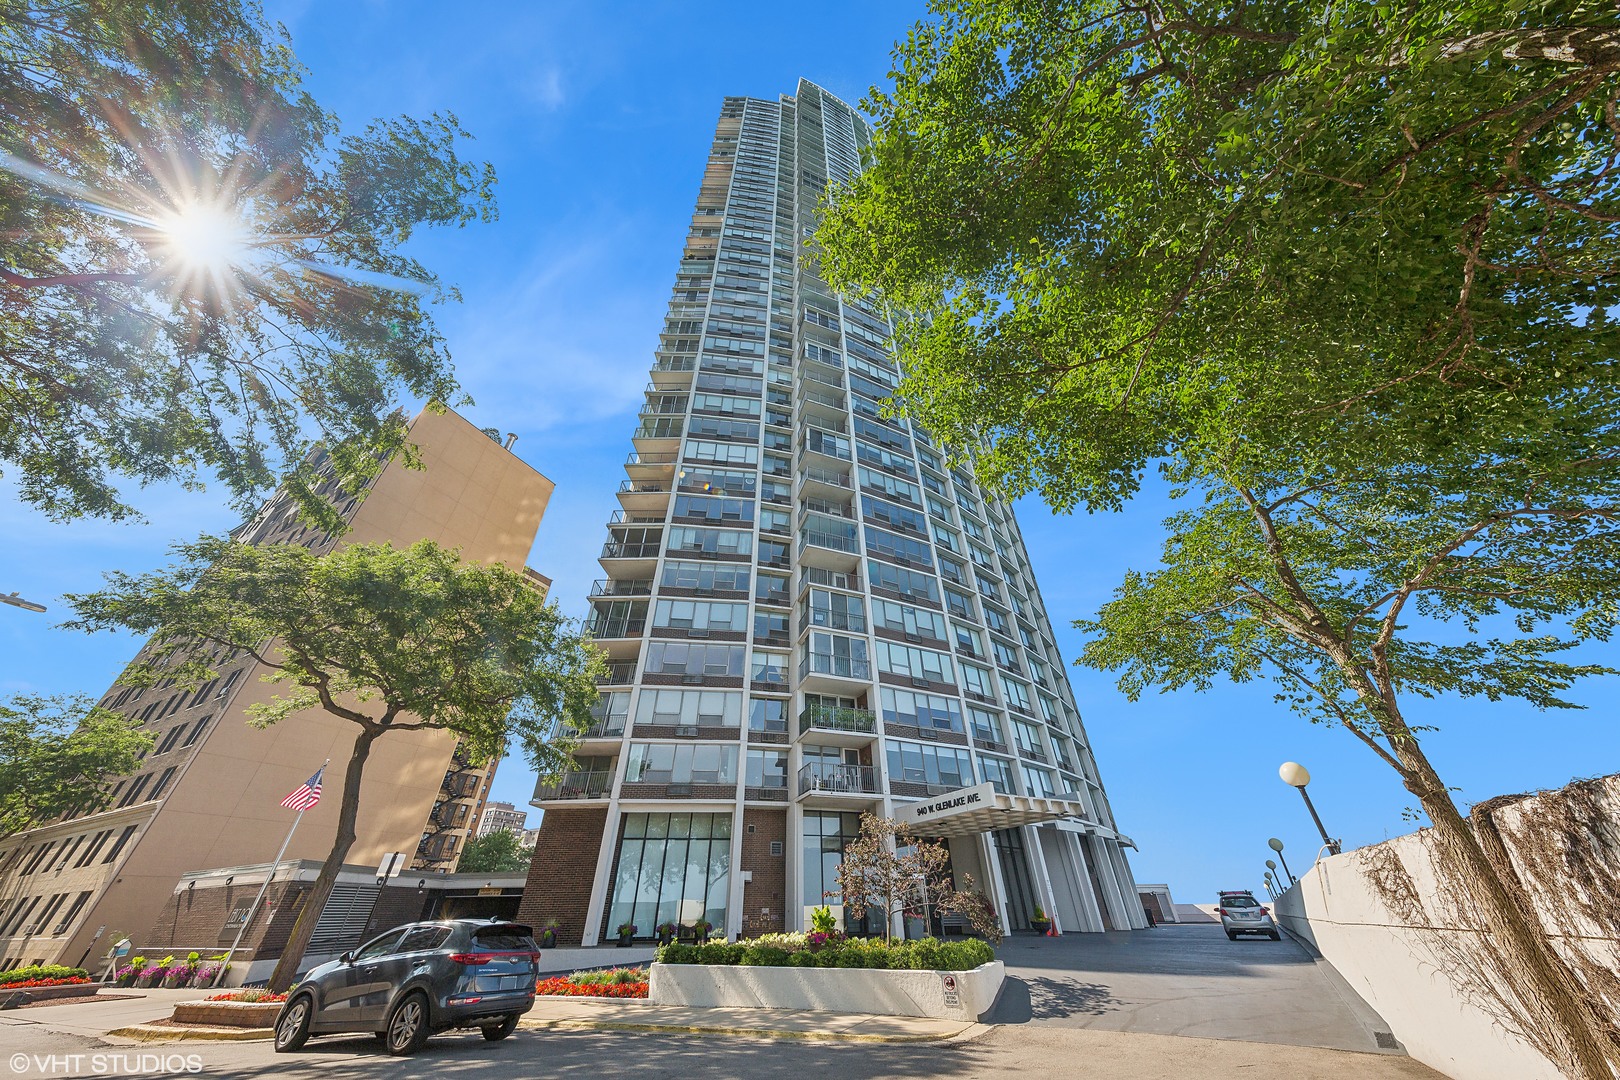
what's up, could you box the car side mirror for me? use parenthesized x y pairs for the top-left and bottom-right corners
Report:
(339, 951), (355, 964)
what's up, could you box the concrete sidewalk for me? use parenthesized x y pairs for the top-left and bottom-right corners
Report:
(0, 988), (205, 1039)
(520, 996), (976, 1043)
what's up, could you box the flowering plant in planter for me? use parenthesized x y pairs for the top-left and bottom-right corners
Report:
(691, 919), (713, 940)
(614, 922), (637, 946)
(190, 962), (225, 988)
(539, 920), (559, 949)
(114, 965), (137, 987)
(135, 962), (167, 988)
(162, 961), (197, 988)
(206, 989), (287, 1003)
(656, 922), (677, 944)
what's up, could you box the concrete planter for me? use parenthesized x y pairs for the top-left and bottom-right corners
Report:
(649, 960), (1004, 1022)
(171, 1001), (283, 1028)
(0, 983), (100, 1008)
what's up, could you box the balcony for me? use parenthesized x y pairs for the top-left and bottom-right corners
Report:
(797, 566), (861, 597)
(650, 356), (697, 388)
(598, 661), (637, 686)
(798, 528), (860, 573)
(591, 578), (652, 599)
(585, 616), (645, 641)
(797, 466), (853, 502)
(799, 651), (871, 683)
(799, 608), (867, 636)
(625, 450), (678, 478)
(533, 770), (614, 803)
(796, 762), (879, 806)
(618, 478), (673, 513)
(600, 540), (662, 560)
(798, 705), (877, 743)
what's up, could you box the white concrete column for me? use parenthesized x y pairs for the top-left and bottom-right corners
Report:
(581, 803), (621, 947)
(785, 801), (805, 932)
(1087, 835), (1134, 930)
(1104, 839), (1148, 929)
(1021, 824), (1062, 934)
(978, 831), (1013, 937)
(1063, 830), (1107, 933)
(727, 801), (746, 941)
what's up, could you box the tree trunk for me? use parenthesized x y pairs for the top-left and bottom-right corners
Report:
(267, 725), (378, 991)
(1393, 739), (1619, 1080)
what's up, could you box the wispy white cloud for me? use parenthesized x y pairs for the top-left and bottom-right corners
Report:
(529, 67), (566, 112)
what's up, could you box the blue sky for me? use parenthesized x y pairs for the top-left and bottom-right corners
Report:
(2, 0), (1614, 904)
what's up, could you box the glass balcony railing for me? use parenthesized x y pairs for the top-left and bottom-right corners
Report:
(797, 761), (877, 795)
(799, 530), (859, 555)
(799, 705), (876, 736)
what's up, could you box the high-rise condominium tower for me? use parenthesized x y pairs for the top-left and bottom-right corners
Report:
(518, 82), (1144, 945)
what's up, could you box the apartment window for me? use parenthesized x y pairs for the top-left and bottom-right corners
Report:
(961, 663), (994, 700)
(684, 440), (759, 466)
(73, 831), (113, 868)
(1021, 764), (1057, 798)
(968, 706), (1005, 746)
(653, 600), (747, 632)
(867, 560), (939, 604)
(625, 743), (738, 784)
(21, 843), (55, 875)
(886, 742), (972, 789)
(873, 641), (954, 686)
(644, 642), (745, 677)
(180, 715), (210, 747)
(751, 649), (789, 686)
(662, 560), (750, 593)
(673, 495), (755, 523)
(749, 697), (787, 733)
(979, 755), (1016, 794)
(678, 467), (756, 497)
(866, 526), (932, 568)
(802, 633), (868, 679)
(590, 692), (631, 734)
(745, 749), (788, 789)
(879, 688), (963, 733)
(1003, 677), (1034, 714)
(635, 689), (741, 729)
(668, 526), (752, 558)
(155, 724), (186, 754)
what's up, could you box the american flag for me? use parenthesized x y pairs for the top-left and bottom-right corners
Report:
(280, 766), (324, 811)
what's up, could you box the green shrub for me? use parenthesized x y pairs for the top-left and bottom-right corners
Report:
(568, 967), (645, 986)
(657, 936), (993, 971)
(0, 964), (90, 986)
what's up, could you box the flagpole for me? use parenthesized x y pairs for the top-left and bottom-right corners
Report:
(221, 759), (327, 980)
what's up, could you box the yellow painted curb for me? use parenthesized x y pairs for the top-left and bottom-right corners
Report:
(518, 1017), (971, 1043)
(106, 1024), (273, 1042)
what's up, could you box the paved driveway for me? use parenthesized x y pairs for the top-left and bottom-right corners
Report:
(988, 922), (1403, 1055)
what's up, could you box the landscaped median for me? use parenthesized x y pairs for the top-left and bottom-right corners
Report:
(0, 965), (99, 1007)
(649, 935), (1003, 1021)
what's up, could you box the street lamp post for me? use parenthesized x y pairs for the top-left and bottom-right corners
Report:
(1278, 762), (1341, 855)
(0, 591), (46, 613)
(1268, 838), (1296, 887)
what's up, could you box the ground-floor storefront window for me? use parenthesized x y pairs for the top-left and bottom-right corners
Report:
(608, 812), (731, 935)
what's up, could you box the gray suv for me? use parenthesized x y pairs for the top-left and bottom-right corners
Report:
(1218, 891), (1280, 940)
(274, 919), (540, 1055)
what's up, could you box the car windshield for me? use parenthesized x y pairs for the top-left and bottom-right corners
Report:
(1221, 896), (1259, 908)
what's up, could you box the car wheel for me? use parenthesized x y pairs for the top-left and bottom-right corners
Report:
(1226, 930), (1237, 941)
(481, 1014), (520, 1041)
(274, 994), (313, 1053)
(384, 991), (431, 1056)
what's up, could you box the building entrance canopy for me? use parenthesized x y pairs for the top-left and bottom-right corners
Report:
(893, 782), (1094, 838)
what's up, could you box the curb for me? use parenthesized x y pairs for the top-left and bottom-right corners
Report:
(519, 1017), (973, 1043)
(106, 1024), (273, 1043)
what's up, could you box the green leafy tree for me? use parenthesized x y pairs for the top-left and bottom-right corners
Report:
(832, 813), (1003, 945)
(456, 828), (533, 874)
(0, 695), (150, 840)
(817, 2), (1620, 1075)
(64, 537), (603, 990)
(0, 2), (497, 528)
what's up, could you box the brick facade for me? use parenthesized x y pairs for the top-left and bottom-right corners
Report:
(740, 808), (786, 938)
(516, 807), (607, 946)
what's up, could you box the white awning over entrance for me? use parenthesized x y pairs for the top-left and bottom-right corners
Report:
(893, 782), (1096, 837)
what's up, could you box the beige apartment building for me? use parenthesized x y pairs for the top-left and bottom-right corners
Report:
(0, 407), (554, 970)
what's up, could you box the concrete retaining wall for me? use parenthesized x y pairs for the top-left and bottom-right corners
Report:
(1274, 775), (1620, 1080)
(649, 960), (1004, 1021)
(171, 1001), (282, 1027)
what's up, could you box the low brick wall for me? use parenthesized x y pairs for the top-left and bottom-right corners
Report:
(649, 960), (1004, 1021)
(171, 1001), (282, 1028)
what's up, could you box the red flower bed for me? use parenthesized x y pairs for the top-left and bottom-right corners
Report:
(534, 977), (648, 999)
(205, 990), (288, 1003)
(2, 977), (91, 989)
